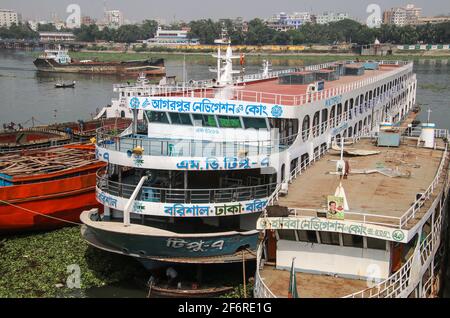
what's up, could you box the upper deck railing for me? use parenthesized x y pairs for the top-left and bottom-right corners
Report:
(264, 132), (448, 230)
(113, 61), (413, 107)
(96, 129), (290, 158)
(97, 170), (276, 204)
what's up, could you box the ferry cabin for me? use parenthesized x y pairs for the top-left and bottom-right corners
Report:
(87, 59), (417, 262)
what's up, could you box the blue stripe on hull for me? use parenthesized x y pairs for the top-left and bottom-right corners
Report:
(87, 226), (258, 258)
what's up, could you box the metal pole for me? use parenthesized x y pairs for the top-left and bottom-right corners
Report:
(242, 250), (247, 298)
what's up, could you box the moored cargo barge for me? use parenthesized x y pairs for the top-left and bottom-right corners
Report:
(33, 46), (165, 77)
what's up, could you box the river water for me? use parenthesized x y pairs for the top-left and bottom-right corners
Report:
(0, 51), (448, 129)
(0, 51), (449, 297)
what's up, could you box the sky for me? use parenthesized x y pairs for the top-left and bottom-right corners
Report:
(1, 0), (450, 23)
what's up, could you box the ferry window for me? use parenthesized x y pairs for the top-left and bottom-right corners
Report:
(169, 112), (192, 125)
(217, 115), (242, 128)
(278, 230), (296, 241)
(302, 115), (310, 141)
(290, 158), (298, 173)
(312, 111), (320, 137)
(319, 231), (340, 246)
(329, 106), (336, 128)
(344, 101), (348, 121)
(297, 230), (318, 243)
(342, 234), (363, 248)
(192, 114), (217, 127)
(146, 111), (169, 124)
(336, 104), (342, 125)
(366, 237), (386, 250)
(243, 117), (268, 129)
(321, 109), (328, 133)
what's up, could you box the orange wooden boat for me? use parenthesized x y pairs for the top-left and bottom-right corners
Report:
(0, 144), (105, 232)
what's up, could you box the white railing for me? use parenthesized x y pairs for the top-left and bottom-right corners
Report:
(287, 208), (402, 228)
(254, 243), (276, 298)
(265, 133), (448, 229)
(344, 192), (446, 298)
(399, 142), (448, 229)
(265, 133), (366, 209)
(114, 61), (413, 107)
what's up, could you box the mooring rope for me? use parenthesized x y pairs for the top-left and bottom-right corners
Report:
(0, 198), (83, 226)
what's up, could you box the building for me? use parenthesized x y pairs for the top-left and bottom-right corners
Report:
(27, 20), (38, 31)
(144, 26), (199, 46)
(39, 32), (76, 42)
(315, 12), (349, 24)
(0, 9), (19, 28)
(413, 15), (450, 25)
(81, 16), (96, 26)
(267, 12), (312, 31)
(105, 10), (124, 29)
(383, 4), (422, 26)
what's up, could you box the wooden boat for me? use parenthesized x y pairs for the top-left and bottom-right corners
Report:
(148, 283), (233, 298)
(0, 128), (70, 152)
(0, 144), (106, 232)
(49, 117), (131, 141)
(55, 81), (76, 88)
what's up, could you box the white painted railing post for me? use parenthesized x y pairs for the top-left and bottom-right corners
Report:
(123, 176), (148, 226)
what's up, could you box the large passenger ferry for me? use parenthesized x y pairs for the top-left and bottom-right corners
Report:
(80, 32), (427, 275)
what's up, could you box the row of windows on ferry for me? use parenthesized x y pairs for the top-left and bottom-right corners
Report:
(144, 73), (414, 137)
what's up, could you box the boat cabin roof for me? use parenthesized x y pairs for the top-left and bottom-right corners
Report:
(234, 64), (401, 106)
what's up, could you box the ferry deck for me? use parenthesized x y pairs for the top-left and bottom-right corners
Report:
(257, 133), (449, 298)
(234, 64), (403, 105)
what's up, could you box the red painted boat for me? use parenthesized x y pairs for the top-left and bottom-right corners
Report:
(0, 144), (106, 232)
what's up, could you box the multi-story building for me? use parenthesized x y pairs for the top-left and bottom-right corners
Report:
(0, 9), (19, 28)
(413, 15), (450, 25)
(105, 10), (124, 29)
(81, 16), (96, 26)
(383, 4), (422, 26)
(315, 12), (349, 24)
(267, 12), (312, 31)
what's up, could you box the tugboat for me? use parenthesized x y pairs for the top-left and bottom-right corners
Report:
(81, 30), (420, 281)
(34, 46), (166, 77)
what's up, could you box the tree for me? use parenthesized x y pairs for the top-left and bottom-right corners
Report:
(140, 20), (158, 40)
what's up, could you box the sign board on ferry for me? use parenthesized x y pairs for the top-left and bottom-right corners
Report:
(127, 96), (287, 118)
(257, 216), (408, 243)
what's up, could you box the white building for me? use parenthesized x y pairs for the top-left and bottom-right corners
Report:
(315, 12), (349, 24)
(0, 9), (19, 28)
(39, 32), (76, 42)
(267, 12), (312, 31)
(144, 27), (199, 46)
(105, 10), (124, 29)
(383, 4), (422, 26)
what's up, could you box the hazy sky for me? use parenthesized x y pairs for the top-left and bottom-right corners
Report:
(2, 0), (450, 22)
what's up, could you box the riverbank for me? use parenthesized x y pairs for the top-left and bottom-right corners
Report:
(69, 51), (450, 64)
(26, 50), (450, 64)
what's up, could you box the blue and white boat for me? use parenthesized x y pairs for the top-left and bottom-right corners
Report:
(81, 32), (420, 269)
